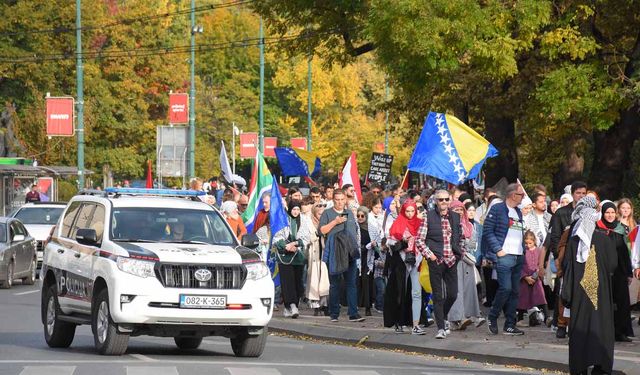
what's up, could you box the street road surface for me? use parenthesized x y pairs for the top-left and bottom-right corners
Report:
(0, 280), (555, 375)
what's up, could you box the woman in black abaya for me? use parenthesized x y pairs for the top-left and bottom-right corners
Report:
(597, 201), (634, 341)
(562, 196), (617, 375)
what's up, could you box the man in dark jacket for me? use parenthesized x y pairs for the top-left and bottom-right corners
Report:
(482, 183), (526, 336)
(416, 190), (463, 339)
(548, 180), (587, 338)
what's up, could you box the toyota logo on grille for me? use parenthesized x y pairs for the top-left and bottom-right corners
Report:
(194, 269), (212, 282)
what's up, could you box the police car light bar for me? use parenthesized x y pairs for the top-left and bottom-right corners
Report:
(104, 188), (206, 197)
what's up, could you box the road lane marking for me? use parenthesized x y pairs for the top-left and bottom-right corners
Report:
(325, 371), (380, 375)
(126, 366), (178, 375)
(129, 354), (157, 362)
(0, 360), (432, 370)
(13, 290), (40, 296)
(226, 368), (281, 375)
(19, 366), (76, 375)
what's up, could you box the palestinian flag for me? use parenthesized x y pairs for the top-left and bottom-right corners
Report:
(242, 150), (273, 232)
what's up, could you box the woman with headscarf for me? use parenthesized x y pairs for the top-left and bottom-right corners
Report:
(273, 200), (307, 319)
(220, 201), (247, 240)
(357, 206), (376, 316)
(562, 196), (617, 375)
(367, 197), (386, 313)
(447, 200), (484, 330)
(303, 199), (330, 316)
(384, 199), (424, 335)
(597, 200), (634, 342)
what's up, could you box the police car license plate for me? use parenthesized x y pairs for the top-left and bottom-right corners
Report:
(179, 295), (226, 309)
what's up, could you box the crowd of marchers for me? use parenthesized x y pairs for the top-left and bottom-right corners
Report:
(190, 177), (637, 375)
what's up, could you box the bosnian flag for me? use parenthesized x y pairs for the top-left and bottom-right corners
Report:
(339, 152), (362, 203)
(241, 150), (273, 232)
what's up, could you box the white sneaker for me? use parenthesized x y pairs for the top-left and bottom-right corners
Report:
(435, 329), (446, 339)
(290, 304), (299, 319)
(283, 307), (292, 318)
(411, 326), (426, 335)
(444, 320), (451, 335)
(475, 317), (486, 328)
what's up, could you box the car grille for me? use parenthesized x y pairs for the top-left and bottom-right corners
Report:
(157, 264), (247, 289)
(36, 241), (44, 252)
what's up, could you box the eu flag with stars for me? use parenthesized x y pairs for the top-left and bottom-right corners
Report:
(407, 112), (498, 185)
(274, 147), (321, 178)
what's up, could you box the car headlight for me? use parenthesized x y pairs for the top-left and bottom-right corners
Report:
(245, 261), (269, 280)
(117, 256), (156, 278)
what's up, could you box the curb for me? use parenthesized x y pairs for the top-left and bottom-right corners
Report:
(269, 320), (626, 375)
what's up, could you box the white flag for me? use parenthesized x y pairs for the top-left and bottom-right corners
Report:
(220, 141), (234, 184)
(220, 141), (247, 186)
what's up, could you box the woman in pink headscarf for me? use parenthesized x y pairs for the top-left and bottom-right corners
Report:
(447, 200), (484, 330)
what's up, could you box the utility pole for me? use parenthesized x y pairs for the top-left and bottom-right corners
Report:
(384, 80), (389, 154)
(258, 18), (265, 153)
(76, 0), (85, 189)
(188, 0), (197, 178)
(307, 55), (312, 151)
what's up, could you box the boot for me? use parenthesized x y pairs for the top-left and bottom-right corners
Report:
(365, 308), (372, 316)
(314, 308), (320, 316)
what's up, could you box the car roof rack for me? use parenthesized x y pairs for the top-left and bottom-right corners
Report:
(78, 189), (109, 197)
(103, 187), (206, 201)
(28, 201), (68, 205)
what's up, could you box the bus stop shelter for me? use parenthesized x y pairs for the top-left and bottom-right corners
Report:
(0, 164), (89, 216)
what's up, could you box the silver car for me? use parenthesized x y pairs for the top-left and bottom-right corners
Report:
(0, 217), (38, 289)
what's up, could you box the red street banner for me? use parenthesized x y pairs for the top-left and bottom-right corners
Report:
(46, 97), (74, 137)
(264, 137), (277, 157)
(169, 93), (189, 124)
(290, 137), (307, 150)
(239, 133), (258, 158)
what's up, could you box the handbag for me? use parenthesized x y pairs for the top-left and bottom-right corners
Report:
(404, 251), (416, 266)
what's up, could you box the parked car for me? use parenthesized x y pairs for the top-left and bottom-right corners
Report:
(0, 217), (38, 288)
(11, 202), (66, 269)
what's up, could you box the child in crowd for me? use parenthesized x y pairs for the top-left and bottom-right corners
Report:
(369, 240), (387, 313)
(517, 231), (548, 326)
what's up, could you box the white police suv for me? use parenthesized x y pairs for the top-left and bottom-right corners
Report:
(40, 188), (273, 356)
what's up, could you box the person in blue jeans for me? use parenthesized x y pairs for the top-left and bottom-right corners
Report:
(319, 188), (365, 322)
(481, 183), (526, 336)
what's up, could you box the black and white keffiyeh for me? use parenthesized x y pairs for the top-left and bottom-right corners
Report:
(571, 196), (600, 263)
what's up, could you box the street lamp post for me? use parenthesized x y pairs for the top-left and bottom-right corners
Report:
(76, 0), (85, 188)
(189, 0), (203, 179)
(258, 18), (265, 153)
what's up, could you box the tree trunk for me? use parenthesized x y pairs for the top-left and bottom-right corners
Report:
(483, 115), (519, 186)
(553, 135), (586, 194)
(589, 105), (640, 199)
(589, 30), (640, 199)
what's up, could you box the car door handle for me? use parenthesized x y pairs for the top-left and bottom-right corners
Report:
(57, 249), (65, 254)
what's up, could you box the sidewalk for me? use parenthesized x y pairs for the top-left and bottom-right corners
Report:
(269, 305), (640, 375)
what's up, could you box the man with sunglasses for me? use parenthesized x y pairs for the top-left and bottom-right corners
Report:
(416, 190), (464, 339)
(482, 183), (526, 336)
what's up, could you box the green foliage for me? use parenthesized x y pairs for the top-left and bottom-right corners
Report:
(57, 179), (78, 202)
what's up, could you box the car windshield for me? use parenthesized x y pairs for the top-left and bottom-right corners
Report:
(14, 207), (64, 225)
(110, 207), (236, 246)
(0, 225), (5, 242)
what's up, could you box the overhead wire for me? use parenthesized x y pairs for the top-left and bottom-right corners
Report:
(0, 0), (254, 37)
(0, 27), (357, 64)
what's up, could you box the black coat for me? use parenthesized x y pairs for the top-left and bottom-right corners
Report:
(383, 241), (411, 328)
(562, 231), (617, 375)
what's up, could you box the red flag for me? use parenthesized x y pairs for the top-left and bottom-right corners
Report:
(400, 170), (410, 190)
(339, 152), (362, 203)
(145, 160), (153, 188)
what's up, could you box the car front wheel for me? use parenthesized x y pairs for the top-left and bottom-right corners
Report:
(92, 289), (129, 355)
(230, 327), (267, 357)
(1, 261), (14, 289)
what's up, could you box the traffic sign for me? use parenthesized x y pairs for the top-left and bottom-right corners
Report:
(46, 97), (75, 137)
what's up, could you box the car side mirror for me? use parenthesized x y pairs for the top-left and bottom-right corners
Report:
(12, 234), (25, 242)
(241, 233), (260, 249)
(76, 228), (98, 246)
